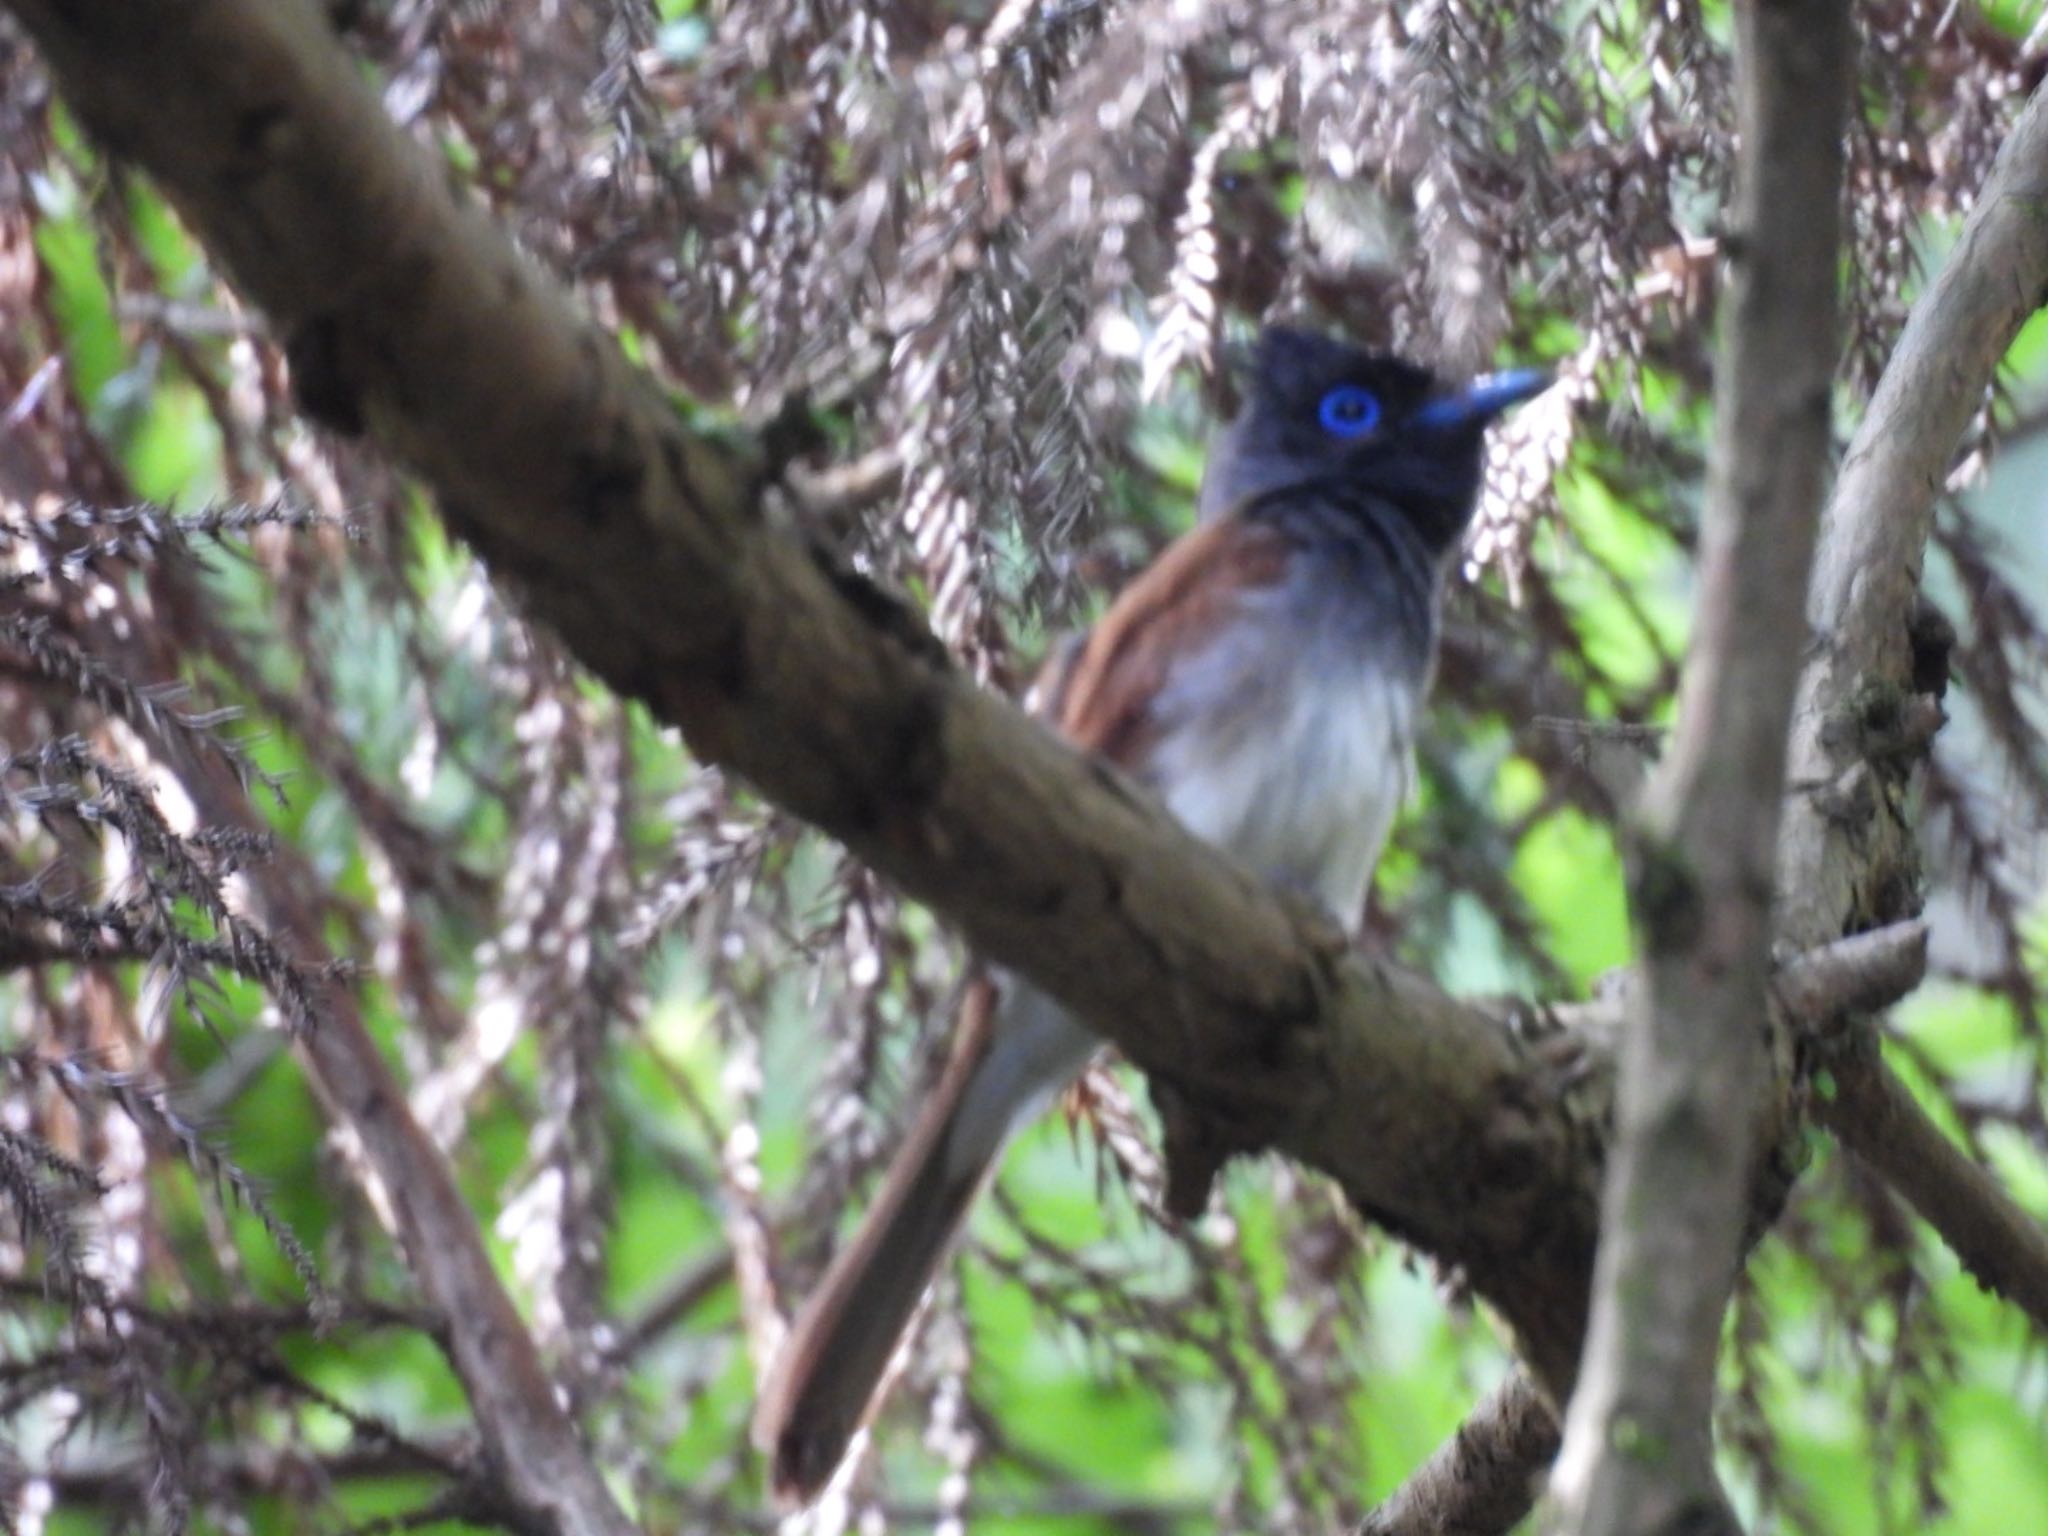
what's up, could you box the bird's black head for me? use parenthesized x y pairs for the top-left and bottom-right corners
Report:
(1197, 327), (1548, 553)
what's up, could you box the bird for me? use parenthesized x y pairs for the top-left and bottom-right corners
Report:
(753, 327), (1548, 1503)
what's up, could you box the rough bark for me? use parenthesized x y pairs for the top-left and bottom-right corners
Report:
(1551, 7), (1854, 1534)
(0, 0), (1602, 1408)
(8, 4), (2048, 1534)
(1354, 1373), (1559, 1536)
(1778, 77), (2048, 950)
(1767, 57), (2048, 1363)
(1352, 921), (1926, 1536)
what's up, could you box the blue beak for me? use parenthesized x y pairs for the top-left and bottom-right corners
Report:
(1412, 367), (1552, 431)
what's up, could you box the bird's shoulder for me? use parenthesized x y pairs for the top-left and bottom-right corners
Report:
(1033, 516), (1301, 767)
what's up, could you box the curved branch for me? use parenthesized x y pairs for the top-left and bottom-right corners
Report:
(13, 5), (2046, 1532)
(1779, 78), (2048, 947)
(1765, 37), (2048, 1351)
(0, 0), (1606, 1401)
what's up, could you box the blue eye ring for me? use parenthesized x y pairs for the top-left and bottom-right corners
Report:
(1318, 383), (1382, 438)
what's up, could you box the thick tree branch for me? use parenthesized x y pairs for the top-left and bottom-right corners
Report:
(43, 1445), (1209, 1532)
(1553, 8), (1853, 1534)
(41, 1434), (482, 1510)
(1771, 920), (1929, 1026)
(12, 4), (2047, 1531)
(1, 0), (1615, 1401)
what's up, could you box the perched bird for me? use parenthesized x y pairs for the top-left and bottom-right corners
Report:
(754, 327), (1547, 1502)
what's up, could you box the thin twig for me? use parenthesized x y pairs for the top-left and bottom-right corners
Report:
(1817, 1053), (2048, 1333)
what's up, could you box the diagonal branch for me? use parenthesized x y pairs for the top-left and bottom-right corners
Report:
(1553, 8), (1854, 1534)
(1354, 1371), (1559, 1536)
(1779, 77), (2048, 949)
(1766, 68), (2048, 1357)
(0, 389), (640, 1536)
(0, 0), (1609, 1399)
(1815, 1050), (2048, 1333)
(12, 6), (2048, 1534)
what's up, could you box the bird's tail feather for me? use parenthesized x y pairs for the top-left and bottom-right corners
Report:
(752, 984), (1008, 1504)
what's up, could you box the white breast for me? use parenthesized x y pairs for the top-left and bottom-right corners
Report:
(1145, 620), (1416, 923)
(962, 660), (1411, 1162)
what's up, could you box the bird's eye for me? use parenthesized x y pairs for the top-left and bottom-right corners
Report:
(1318, 384), (1382, 438)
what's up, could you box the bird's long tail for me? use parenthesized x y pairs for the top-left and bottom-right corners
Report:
(752, 981), (1093, 1503)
